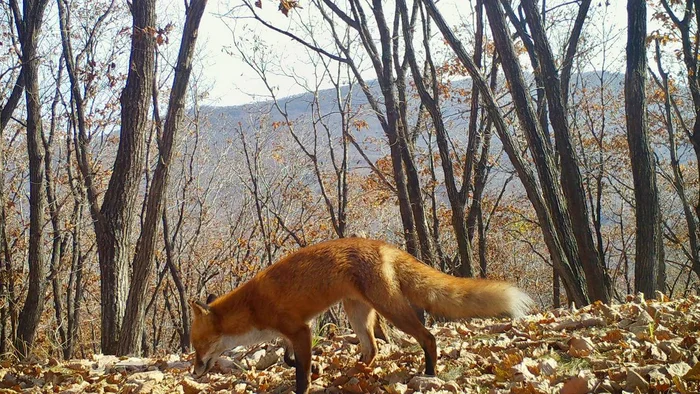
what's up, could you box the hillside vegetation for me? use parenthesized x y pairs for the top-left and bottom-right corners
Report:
(0, 296), (698, 394)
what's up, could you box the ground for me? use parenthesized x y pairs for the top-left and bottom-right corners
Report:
(0, 294), (699, 393)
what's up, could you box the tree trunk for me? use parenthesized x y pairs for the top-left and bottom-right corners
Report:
(625, 0), (663, 298)
(658, 0), (700, 284)
(93, 0), (157, 353)
(14, 0), (51, 359)
(520, 0), (611, 303)
(43, 62), (68, 357)
(422, 0), (590, 306)
(162, 206), (190, 352)
(118, 0), (207, 355)
(369, 0), (435, 264)
(653, 40), (700, 282)
(397, 0), (473, 276)
(0, 41), (25, 360)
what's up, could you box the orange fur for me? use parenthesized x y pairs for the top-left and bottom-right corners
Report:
(190, 238), (532, 394)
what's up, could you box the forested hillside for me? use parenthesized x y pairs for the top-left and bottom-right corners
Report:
(0, 0), (698, 376)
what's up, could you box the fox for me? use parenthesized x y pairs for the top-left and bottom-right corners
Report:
(189, 237), (532, 394)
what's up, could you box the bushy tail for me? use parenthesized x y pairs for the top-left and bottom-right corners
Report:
(396, 255), (533, 320)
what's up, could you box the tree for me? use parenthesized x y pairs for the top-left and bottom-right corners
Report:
(0, 0), (25, 356)
(422, 0), (591, 306)
(308, 0), (437, 263)
(66, 0), (157, 353)
(119, 0), (208, 355)
(518, 0), (611, 303)
(397, 0), (476, 276)
(657, 0), (700, 284)
(12, 0), (51, 358)
(625, 0), (664, 297)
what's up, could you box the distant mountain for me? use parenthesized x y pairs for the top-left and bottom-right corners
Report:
(199, 70), (625, 144)
(196, 71), (626, 181)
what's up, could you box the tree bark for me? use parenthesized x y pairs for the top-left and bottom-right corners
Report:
(14, 0), (51, 358)
(625, 0), (664, 297)
(118, 0), (207, 355)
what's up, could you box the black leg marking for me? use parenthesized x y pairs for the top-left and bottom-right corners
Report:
(422, 344), (436, 375)
(295, 362), (309, 394)
(283, 347), (296, 367)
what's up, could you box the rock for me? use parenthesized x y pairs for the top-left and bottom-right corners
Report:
(114, 358), (150, 372)
(255, 351), (279, 370)
(129, 370), (164, 383)
(385, 382), (408, 394)
(407, 375), (444, 391)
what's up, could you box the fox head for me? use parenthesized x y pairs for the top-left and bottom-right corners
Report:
(189, 300), (226, 377)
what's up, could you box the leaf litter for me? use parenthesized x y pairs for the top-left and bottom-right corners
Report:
(0, 294), (699, 393)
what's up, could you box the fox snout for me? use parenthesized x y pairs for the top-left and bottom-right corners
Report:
(192, 355), (213, 378)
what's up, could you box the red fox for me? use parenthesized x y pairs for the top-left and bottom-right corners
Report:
(189, 238), (532, 393)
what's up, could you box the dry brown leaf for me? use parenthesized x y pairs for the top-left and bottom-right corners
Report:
(683, 362), (700, 382)
(561, 371), (595, 394)
(567, 336), (595, 357)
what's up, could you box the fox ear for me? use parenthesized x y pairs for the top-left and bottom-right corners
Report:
(206, 293), (217, 304)
(189, 300), (210, 317)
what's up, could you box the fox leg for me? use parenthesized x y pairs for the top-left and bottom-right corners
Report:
(286, 325), (312, 394)
(343, 299), (378, 365)
(372, 299), (438, 375)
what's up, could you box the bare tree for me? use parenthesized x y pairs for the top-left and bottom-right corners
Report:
(308, 0), (436, 262)
(517, 0), (611, 303)
(119, 0), (208, 355)
(12, 0), (51, 358)
(397, 0), (476, 276)
(0, 0), (25, 356)
(658, 0), (700, 284)
(422, 0), (591, 306)
(62, 0), (157, 353)
(625, 0), (664, 297)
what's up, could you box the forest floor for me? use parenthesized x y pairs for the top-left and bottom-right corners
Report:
(0, 295), (699, 393)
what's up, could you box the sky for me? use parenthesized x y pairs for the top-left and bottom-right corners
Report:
(194, 0), (629, 107)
